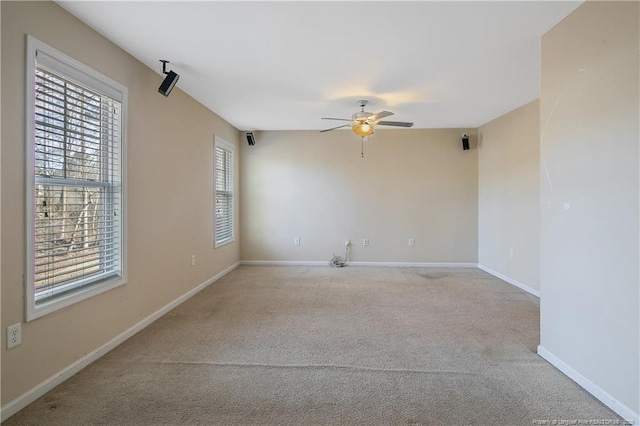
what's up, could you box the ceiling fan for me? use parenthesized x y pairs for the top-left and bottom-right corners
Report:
(320, 100), (414, 137)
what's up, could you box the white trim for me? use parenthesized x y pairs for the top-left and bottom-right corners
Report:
(214, 237), (235, 249)
(240, 260), (329, 266)
(0, 261), (239, 422)
(240, 260), (478, 268)
(348, 262), (477, 268)
(213, 135), (234, 248)
(25, 35), (129, 322)
(537, 345), (639, 424)
(25, 35), (37, 320)
(477, 264), (540, 297)
(29, 36), (125, 101)
(29, 278), (126, 321)
(214, 135), (234, 153)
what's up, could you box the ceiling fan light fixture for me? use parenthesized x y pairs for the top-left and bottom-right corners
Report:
(320, 100), (412, 141)
(352, 122), (374, 137)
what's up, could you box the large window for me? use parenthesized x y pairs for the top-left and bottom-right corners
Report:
(26, 36), (127, 320)
(214, 136), (234, 247)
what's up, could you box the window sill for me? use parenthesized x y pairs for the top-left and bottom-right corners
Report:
(215, 237), (235, 249)
(27, 276), (126, 322)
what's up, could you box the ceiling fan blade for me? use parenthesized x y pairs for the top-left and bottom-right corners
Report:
(321, 117), (352, 122)
(320, 124), (351, 133)
(369, 111), (394, 122)
(377, 120), (414, 128)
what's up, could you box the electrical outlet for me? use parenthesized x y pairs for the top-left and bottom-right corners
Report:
(294, 237), (300, 246)
(362, 238), (369, 247)
(7, 323), (21, 349)
(345, 239), (351, 247)
(409, 238), (415, 247)
(191, 255), (196, 266)
(509, 248), (514, 259)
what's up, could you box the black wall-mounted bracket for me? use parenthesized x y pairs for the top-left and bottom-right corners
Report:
(160, 60), (171, 75)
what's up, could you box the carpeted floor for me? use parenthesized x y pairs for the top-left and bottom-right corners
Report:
(5, 266), (621, 425)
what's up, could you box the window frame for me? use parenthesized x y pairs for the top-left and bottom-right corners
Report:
(25, 35), (128, 321)
(213, 135), (234, 248)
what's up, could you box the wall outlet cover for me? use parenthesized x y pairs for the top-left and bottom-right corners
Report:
(7, 323), (22, 349)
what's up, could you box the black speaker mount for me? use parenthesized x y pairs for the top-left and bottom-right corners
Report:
(160, 60), (170, 75)
(158, 60), (180, 97)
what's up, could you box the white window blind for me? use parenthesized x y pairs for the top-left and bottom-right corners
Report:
(214, 137), (234, 247)
(26, 36), (127, 319)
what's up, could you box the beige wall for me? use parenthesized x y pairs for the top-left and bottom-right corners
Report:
(540, 0), (639, 418)
(478, 100), (540, 291)
(240, 129), (478, 263)
(1, 1), (240, 405)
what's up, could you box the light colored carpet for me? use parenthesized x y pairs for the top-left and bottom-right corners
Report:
(5, 266), (621, 425)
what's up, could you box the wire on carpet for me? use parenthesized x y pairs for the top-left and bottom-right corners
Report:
(330, 240), (351, 268)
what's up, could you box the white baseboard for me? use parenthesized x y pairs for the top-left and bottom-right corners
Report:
(0, 261), (240, 422)
(240, 260), (477, 268)
(348, 261), (477, 268)
(240, 260), (328, 266)
(537, 345), (639, 424)
(477, 263), (540, 297)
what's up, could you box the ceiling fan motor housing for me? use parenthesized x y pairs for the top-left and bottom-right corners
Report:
(354, 100), (373, 122)
(353, 111), (373, 122)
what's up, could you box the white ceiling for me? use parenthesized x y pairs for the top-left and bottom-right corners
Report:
(57, 1), (580, 131)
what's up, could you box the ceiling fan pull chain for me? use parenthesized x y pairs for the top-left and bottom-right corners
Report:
(361, 137), (364, 158)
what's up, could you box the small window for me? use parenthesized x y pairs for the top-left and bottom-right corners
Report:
(214, 136), (234, 247)
(26, 36), (127, 320)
